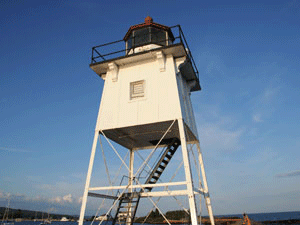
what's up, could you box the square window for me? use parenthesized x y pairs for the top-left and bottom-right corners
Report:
(130, 80), (145, 100)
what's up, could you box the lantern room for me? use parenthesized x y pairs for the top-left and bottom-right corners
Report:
(124, 16), (175, 54)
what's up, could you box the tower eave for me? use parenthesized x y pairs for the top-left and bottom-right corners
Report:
(90, 43), (185, 75)
(90, 43), (201, 92)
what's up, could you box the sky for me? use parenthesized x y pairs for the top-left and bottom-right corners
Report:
(1, 0), (300, 218)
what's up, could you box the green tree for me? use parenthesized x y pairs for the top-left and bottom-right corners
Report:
(14, 209), (23, 218)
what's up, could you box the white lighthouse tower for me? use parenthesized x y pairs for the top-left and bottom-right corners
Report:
(78, 17), (215, 225)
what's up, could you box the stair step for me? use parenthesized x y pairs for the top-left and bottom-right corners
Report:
(162, 159), (169, 164)
(155, 170), (162, 175)
(120, 205), (136, 208)
(150, 176), (159, 181)
(122, 200), (138, 204)
(157, 168), (164, 173)
(159, 165), (166, 170)
(165, 154), (172, 160)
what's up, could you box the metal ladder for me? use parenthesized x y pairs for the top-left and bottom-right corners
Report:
(112, 138), (181, 225)
(112, 192), (141, 225)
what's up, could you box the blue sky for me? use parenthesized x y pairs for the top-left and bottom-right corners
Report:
(1, 0), (300, 217)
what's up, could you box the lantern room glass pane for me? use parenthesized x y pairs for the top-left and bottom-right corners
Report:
(134, 28), (151, 47)
(151, 28), (166, 46)
(126, 27), (169, 51)
(127, 34), (133, 49)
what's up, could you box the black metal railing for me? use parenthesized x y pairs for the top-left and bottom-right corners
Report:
(91, 25), (199, 80)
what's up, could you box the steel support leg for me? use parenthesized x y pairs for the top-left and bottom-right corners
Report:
(178, 118), (198, 225)
(195, 142), (215, 225)
(78, 130), (99, 225)
(126, 150), (135, 225)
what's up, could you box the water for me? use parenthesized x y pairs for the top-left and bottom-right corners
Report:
(248, 211), (300, 222)
(218, 211), (300, 222)
(9, 222), (113, 225)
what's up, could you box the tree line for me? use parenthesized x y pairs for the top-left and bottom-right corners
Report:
(0, 207), (78, 220)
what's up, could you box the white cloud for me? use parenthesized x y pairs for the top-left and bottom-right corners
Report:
(252, 113), (263, 122)
(0, 191), (8, 199)
(260, 86), (280, 105)
(193, 100), (245, 157)
(0, 146), (32, 153)
(31, 196), (47, 202)
(50, 196), (62, 203)
(38, 194), (74, 204)
(199, 123), (243, 152)
(30, 177), (85, 207)
(48, 193), (75, 205)
(252, 85), (280, 123)
(77, 196), (82, 204)
(0, 191), (12, 199)
(0, 189), (79, 208)
(63, 194), (73, 203)
(42, 193), (75, 205)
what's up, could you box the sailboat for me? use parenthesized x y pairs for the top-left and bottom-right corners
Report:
(40, 219), (51, 225)
(1, 198), (14, 225)
(40, 210), (51, 225)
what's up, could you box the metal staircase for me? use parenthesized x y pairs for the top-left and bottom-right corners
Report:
(112, 138), (181, 225)
(144, 138), (181, 192)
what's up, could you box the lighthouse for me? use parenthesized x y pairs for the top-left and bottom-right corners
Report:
(78, 17), (215, 225)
